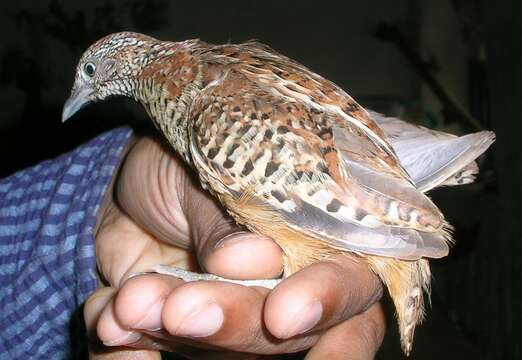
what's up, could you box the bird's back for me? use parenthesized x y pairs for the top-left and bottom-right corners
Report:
(185, 40), (451, 263)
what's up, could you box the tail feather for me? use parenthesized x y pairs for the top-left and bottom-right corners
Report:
(412, 131), (495, 192)
(369, 111), (496, 192)
(367, 256), (431, 356)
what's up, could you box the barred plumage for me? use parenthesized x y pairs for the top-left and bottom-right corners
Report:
(63, 32), (495, 355)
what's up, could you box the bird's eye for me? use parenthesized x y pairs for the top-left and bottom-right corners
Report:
(83, 62), (96, 77)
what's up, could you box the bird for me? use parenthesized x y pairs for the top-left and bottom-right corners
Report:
(63, 32), (495, 355)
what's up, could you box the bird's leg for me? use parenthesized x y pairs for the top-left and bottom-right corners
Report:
(150, 264), (282, 289)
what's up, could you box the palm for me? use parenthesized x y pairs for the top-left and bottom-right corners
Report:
(96, 204), (194, 288)
(95, 136), (195, 287)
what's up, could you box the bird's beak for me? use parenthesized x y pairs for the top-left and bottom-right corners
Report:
(62, 86), (94, 122)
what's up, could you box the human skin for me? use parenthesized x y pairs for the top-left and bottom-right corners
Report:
(85, 135), (386, 359)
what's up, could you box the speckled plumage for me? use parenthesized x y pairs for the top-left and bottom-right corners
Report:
(64, 32), (495, 355)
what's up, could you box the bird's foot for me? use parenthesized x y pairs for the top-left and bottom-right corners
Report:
(150, 265), (281, 289)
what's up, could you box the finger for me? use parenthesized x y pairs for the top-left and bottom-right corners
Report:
(97, 274), (184, 346)
(86, 287), (162, 359)
(264, 255), (383, 339)
(110, 274), (321, 354)
(200, 232), (283, 279)
(160, 280), (319, 354)
(305, 303), (386, 360)
(96, 296), (143, 347)
(100, 274), (230, 353)
(90, 348), (161, 360)
(85, 287), (117, 338)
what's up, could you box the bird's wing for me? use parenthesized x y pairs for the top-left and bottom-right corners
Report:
(188, 69), (449, 261)
(369, 111), (496, 192)
(200, 40), (414, 182)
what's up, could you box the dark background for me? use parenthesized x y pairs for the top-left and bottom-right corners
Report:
(0, 0), (520, 359)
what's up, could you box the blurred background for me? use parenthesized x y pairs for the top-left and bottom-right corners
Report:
(0, 0), (519, 359)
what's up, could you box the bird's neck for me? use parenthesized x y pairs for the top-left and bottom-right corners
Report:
(132, 42), (205, 164)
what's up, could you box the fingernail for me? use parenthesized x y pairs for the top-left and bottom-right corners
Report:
(132, 299), (164, 331)
(125, 271), (153, 280)
(215, 232), (254, 248)
(103, 331), (142, 346)
(213, 233), (275, 257)
(283, 300), (322, 338)
(175, 302), (224, 338)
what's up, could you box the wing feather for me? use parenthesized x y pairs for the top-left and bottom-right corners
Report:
(188, 67), (450, 261)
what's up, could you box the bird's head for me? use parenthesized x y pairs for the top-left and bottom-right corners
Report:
(62, 32), (158, 122)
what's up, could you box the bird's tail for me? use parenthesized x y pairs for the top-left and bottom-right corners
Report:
(367, 256), (431, 356)
(369, 111), (495, 192)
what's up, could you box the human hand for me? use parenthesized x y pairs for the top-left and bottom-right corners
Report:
(85, 135), (386, 359)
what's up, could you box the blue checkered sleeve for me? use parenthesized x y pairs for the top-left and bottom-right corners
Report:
(0, 127), (133, 358)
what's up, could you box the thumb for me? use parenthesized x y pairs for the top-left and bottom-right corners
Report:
(180, 172), (283, 280)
